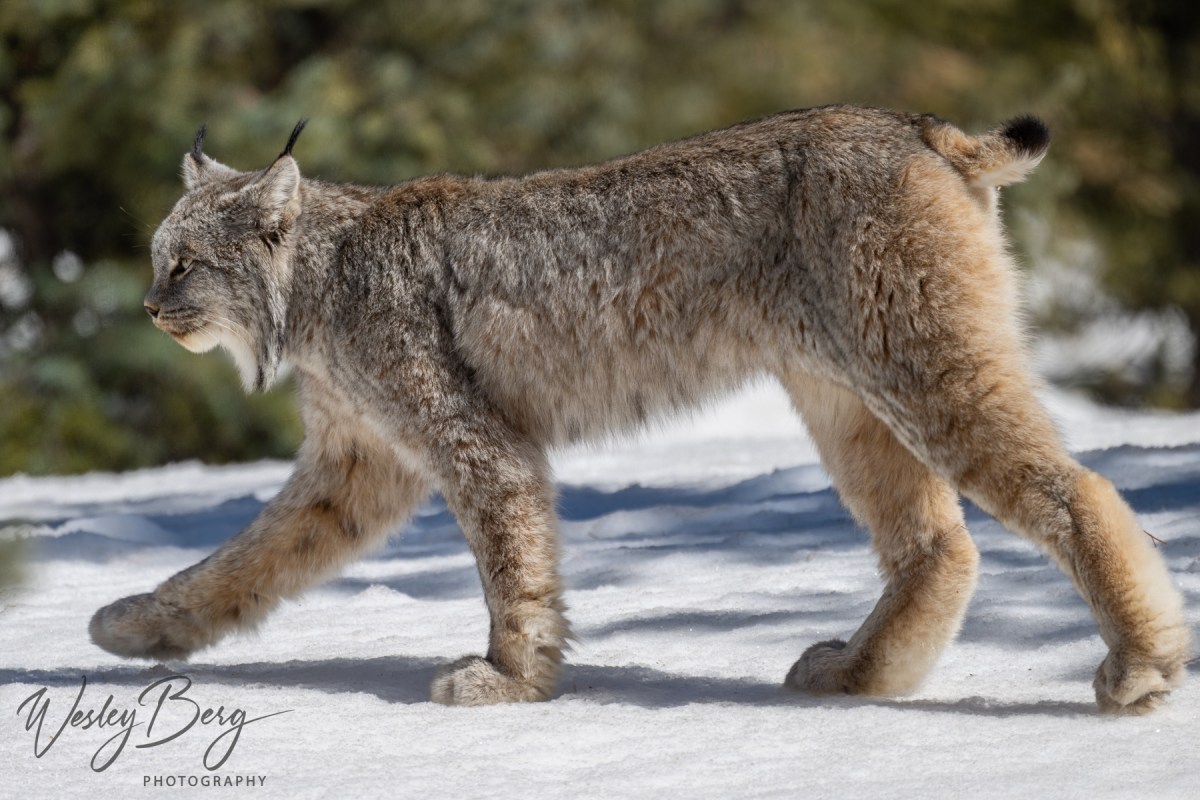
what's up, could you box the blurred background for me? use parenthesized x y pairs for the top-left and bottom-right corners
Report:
(1, 0), (1198, 477)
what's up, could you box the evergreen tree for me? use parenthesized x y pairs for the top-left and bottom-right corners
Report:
(1, 0), (1196, 475)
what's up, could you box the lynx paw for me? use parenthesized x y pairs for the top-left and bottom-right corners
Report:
(89, 593), (200, 661)
(1093, 645), (1187, 716)
(785, 639), (852, 695)
(430, 656), (554, 706)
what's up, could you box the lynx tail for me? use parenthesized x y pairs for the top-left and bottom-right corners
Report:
(921, 114), (1051, 189)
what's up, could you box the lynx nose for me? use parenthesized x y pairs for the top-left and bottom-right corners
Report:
(144, 301), (160, 319)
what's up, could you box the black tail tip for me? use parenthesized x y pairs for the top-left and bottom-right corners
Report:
(1003, 114), (1050, 158)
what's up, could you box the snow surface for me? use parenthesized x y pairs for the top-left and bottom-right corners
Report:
(2, 379), (1199, 798)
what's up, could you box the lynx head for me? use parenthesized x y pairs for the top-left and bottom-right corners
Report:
(145, 120), (307, 391)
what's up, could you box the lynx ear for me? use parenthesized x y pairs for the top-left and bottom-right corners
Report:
(181, 153), (239, 190)
(181, 125), (238, 190)
(248, 155), (302, 231)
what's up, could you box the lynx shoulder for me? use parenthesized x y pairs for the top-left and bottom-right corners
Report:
(91, 105), (1187, 714)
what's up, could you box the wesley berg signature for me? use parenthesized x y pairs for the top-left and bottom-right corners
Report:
(15, 674), (291, 772)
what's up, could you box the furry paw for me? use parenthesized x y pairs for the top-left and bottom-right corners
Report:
(785, 639), (852, 695)
(1093, 645), (1187, 716)
(430, 656), (554, 706)
(89, 593), (200, 661)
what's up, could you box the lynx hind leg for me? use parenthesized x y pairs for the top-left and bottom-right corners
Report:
(427, 413), (569, 706)
(782, 376), (979, 697)
(798, 149), (1192, 713)
(90, 425), (428, 661)
(913, 391), (1187, 713)
(1072, 472), (1191, 713)
(854, 301), (1189, 712)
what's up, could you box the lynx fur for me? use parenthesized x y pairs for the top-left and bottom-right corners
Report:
(91, 106), (1190, 713)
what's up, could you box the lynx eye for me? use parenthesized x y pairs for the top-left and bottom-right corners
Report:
(169, 259), (194, 280)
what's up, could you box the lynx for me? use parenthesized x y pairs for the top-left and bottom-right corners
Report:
(91, 105), (1189, 713)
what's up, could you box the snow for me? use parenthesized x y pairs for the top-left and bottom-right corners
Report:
(2, 379), (1199, 798)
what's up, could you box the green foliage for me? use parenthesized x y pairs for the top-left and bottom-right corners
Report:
(1, 0), (1198, 475)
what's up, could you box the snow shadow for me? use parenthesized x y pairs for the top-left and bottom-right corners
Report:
(22, 444), (1199, 563)
(19, 463), (859, 572)
(0, 660), (1110, 717)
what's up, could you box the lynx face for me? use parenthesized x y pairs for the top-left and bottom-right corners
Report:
(145, 140), (301, 391)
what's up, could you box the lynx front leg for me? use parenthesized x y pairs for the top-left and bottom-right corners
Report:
(90, 424), (428, 660)
(422, 409), (568, 705)
(782, 376), (979, 697)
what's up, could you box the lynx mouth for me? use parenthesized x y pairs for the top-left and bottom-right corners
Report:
(174, 327), (221, 354)
(153, 315), (220, 353)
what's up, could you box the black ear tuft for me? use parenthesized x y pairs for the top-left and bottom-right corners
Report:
(192, 124), (208, 163)
(281, 118), (309, 159)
